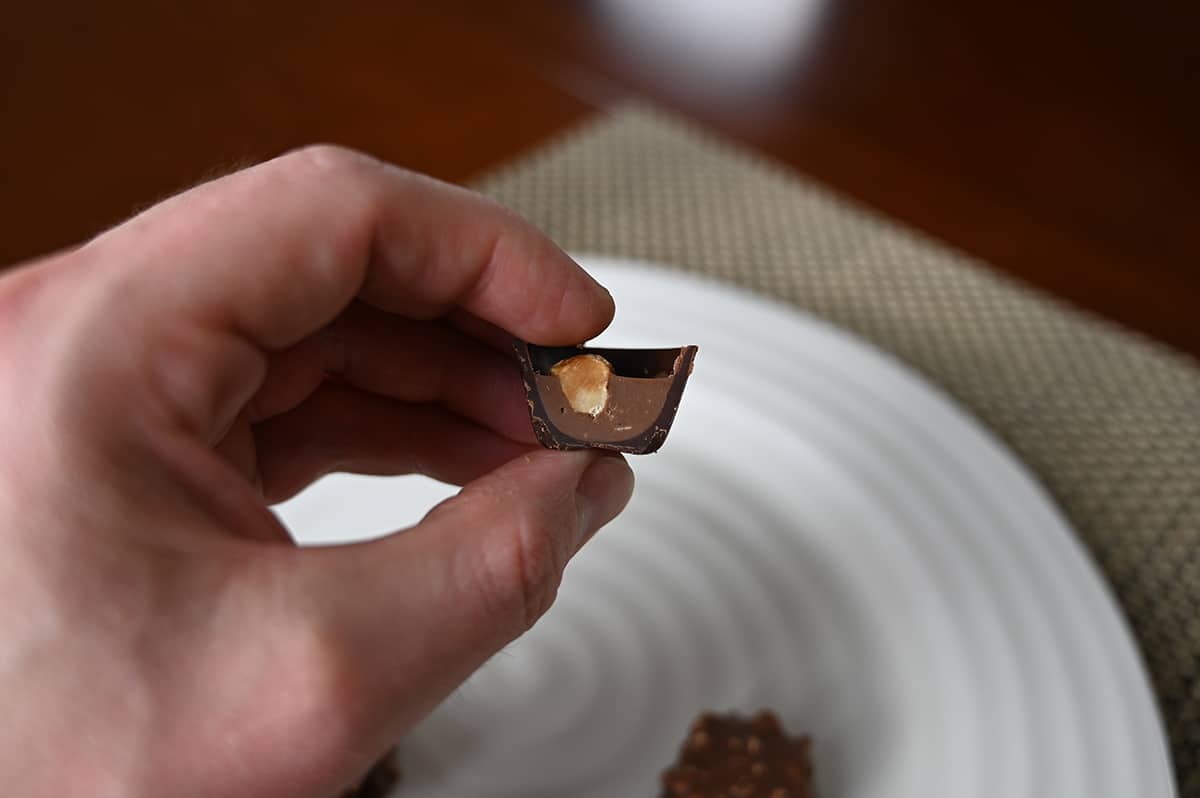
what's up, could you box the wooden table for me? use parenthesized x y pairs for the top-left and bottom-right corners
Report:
(3, 1), (1197, 357)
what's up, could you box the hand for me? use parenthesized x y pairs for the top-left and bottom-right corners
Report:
(0, 146), (635, 797)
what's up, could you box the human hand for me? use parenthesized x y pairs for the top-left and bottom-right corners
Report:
(0, 146), (634, 797)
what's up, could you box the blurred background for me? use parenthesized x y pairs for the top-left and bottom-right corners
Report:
(2, 0), (1197, 356)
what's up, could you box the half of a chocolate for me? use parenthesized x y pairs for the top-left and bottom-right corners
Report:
(514, 341), (698, 455)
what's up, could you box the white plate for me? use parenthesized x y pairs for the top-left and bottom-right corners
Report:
(275, 257), (1175, 797)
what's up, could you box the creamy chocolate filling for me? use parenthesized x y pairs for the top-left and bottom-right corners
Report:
(533, 373), (673, 442)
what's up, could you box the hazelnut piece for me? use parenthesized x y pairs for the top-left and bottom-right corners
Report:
(550, 353), (612, 417)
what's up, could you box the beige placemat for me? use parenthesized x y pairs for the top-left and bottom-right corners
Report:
(473, 106), (1200, 794)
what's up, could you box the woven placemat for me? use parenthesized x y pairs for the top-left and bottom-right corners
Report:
(472, 106), (1200, 794)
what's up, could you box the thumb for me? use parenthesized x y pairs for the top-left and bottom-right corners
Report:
(296, 448), (634, 735)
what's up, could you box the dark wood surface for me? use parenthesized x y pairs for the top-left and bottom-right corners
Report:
(3, 1), (1197, 357)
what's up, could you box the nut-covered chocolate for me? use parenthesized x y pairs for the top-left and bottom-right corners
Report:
(514, 341), (698, 455)
(658, 711), (814, 798)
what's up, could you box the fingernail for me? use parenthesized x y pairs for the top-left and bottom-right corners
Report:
(575, 453), (635, 547)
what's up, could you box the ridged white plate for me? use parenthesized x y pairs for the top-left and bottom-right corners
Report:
(276, 257), (1175, 797)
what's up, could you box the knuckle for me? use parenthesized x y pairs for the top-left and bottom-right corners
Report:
(275, 144), (384, 290)
(288, 143), (379, 176)
(282, 612), (365, 744)
(232, 606), (373, 790)
(472, 505), (568, 634)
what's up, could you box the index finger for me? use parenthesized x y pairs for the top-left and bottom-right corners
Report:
(87, 145), (614, 351)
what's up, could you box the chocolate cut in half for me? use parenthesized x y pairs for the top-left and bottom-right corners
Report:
(514, 340), (698, 454)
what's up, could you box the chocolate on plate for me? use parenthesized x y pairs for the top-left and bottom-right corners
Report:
(514, 341), (698, 454)
(659, 711), (814, 798)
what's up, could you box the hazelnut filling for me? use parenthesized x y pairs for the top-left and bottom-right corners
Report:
(534, 358), (675, 442)
(550, 354), (612, 416)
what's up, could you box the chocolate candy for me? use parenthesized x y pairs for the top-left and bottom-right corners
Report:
(514, 341), (698, 454)
(659, 711), (814, 798)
